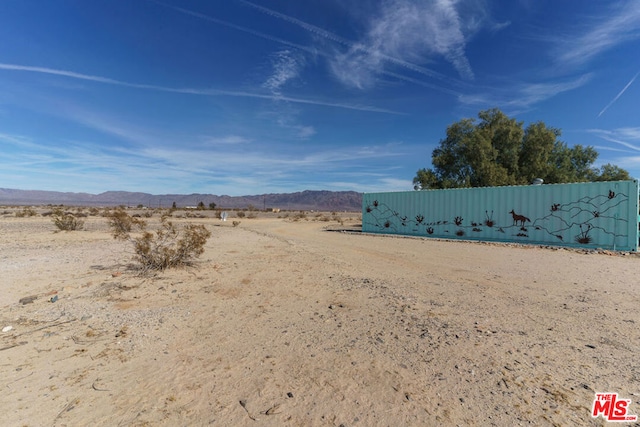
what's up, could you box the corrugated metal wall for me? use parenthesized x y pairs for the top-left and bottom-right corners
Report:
(362, 180), (639, 251)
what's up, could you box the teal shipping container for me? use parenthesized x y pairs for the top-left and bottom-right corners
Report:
(362, 180), (639, 251)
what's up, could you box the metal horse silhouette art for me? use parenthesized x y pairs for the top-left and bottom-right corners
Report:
(509, 209), (530, 227)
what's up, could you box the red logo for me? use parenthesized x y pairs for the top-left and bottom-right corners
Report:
(592, 392), (637, 422)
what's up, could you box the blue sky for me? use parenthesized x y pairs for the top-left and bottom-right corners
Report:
(1, 0), (639, 196)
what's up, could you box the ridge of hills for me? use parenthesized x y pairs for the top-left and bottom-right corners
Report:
(0, 188), (363, 211)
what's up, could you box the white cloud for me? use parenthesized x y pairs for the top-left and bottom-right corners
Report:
(295, 125), (316, 139)
(263, 50), (305, 95)
(554, 1), (640, 67)
(330, 0), (476, 89)
(156, 1), (466, 96)
(588, 128), (640, 151)
(458, 74), (592, 109)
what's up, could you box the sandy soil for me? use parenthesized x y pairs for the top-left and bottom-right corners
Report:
(1, 210), (639, 426)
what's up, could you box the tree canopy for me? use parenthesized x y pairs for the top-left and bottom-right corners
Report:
(413, 108), (630, 190)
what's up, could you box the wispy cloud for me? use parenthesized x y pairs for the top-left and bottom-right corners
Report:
(329, 0), (476, 89)
(0, 116), (406, 194)
(155, 0), (472, 97)
(459, 73), (592, 109)
(597, 71), (639, 117)
(238, 0), (483, 95)
(0, 62), (400, 114)
(554, 1), (640, 67)
(200, 135), (251, 145)
(263, 50), (305, 95)
(261, 49), (317, 138)
(588, 127), (640, 151)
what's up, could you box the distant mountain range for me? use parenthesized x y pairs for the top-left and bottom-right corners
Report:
(0, 188), (363, 211)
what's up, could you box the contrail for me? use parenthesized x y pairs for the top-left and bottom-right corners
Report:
(149, 0), (320, 57)
(598, 71), (639, 117)
(236, 0), (355, 48)
(0, 63), (402, 114)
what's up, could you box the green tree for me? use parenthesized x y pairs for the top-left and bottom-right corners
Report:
(414, 108), (630, 189)
(593, 163), (631, 181)
(197, 201), (205, 210)
(208, 202), (217, 210)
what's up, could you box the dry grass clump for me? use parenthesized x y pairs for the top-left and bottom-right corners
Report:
(106, 209), (211, 271)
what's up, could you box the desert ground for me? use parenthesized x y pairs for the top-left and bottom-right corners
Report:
(1, 207), (639, 426)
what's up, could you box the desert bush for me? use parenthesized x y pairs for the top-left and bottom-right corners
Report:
(232, 221), (241, 227)
(291, 212), (307, 221)
(331, 212), (343, 225)
(107, 208), (147, 239)
(15, 207), (38, 217)
(236, 211), (245, 218)
(246, 212), (257, 219)
(52, 208), (84, 231)
(106, 210), (211, 271)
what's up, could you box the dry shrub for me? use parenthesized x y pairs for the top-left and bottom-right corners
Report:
(232, 221), (241, 227)
(291, 212), (307, 222)
(15, 207), (38, 217)
(236, 211), (246, 218)
(107, 208), (147, 239)
(106, 209), (211, 272)
(52, 208), (84, 231)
